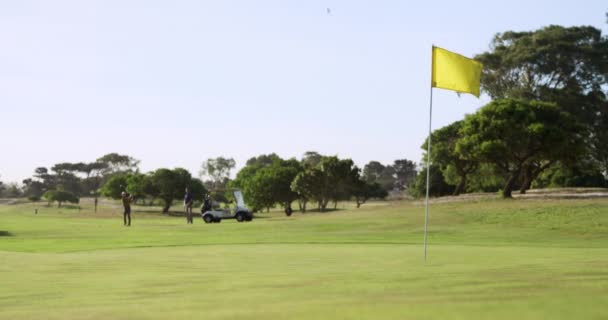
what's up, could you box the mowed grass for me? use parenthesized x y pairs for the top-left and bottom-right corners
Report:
(1, 198), (608, 319)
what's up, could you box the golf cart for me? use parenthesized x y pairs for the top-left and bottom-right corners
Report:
(201, 190), (253, 223)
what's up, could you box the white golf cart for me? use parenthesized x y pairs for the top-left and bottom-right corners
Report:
(200, 190), (253, 223)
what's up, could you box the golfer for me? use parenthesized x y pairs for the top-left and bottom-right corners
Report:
(184, 188), (194, 224)
(121, 191), (133, 226)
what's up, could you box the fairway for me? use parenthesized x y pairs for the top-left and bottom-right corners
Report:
(1, 199), (608, 319)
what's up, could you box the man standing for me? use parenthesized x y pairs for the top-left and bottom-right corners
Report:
(121, 191), (133, 226)
(184, 188), (193, 224)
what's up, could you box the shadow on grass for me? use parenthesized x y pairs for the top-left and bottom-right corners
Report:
(0, 231), (14, 237)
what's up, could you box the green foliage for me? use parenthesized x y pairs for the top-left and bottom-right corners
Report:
(96, 153), (140, 176)
(463, 164), (505, 193)
(458, 99), (583, 197)
(475, 25), (608, 173)
(392, 159), (417, 190)
(410, 165), (455, 198)
(148, 169), (182, 213)
(199, 156), (236, 191)
(362, 161), (396, 192)
(423, 121), (477, 195)
(475, 25), (607, 102)
(43, 190), (79, 207)
(291, 156), (360, 211)
(535, 163), (607, 188)
(188, 178), (206, 202)
(100, 174), (128, 199)
(352, 180), (388, 208)
(125, 173), (146, 199)
(233, 156), (302, 212)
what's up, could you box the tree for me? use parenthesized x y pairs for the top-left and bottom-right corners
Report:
(80, 161), (108, 212)
(96, 153), (140, 176)
(233, 156), (302, 213)
(50, 163), (82, 196)
(100, 174), (128, 199)
(475, 25), (608, 171)
(43, 190), (79, 207)
(458, 99), (583, 198)
(291, 168), (323, 211)
(301, 151), (323, 169)
(291, 156), (359, 212)
(423, 121), (478, 195)
(363, 161), (385, 183)
(125, 173), (147, 202)
(476, 25), (607, 105)
(352, 180), (388, 208)
(200, 157), (236, 192)
(22, 178), (45, 201)
(246, 153), (281, 167)
(534, 162), (607, 188)
(362, 161), (396, 192)
(147, 168), (197, 213)
(392, 159), (417, 190)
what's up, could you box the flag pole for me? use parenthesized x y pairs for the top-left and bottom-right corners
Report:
(424, 46), (434, 264)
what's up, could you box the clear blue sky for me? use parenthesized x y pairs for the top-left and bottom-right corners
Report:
(1, 1), (606, 182)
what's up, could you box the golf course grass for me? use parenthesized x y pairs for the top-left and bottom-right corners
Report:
(1, 198), (607, 319)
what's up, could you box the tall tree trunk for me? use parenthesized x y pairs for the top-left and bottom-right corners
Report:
(162, 199), (171, 213)
(519, 165), (533, 194)
(453, 175), (466, 196)
(502, 171), (520, 198)
(334, 201), (337, 209)
(519, 177), (533, 194)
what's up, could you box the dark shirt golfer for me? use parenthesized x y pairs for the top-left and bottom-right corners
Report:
(121, 191), (133, 226)
(184, 188), (194, 224)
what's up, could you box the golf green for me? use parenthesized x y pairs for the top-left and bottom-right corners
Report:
(1, 198), (607, 319)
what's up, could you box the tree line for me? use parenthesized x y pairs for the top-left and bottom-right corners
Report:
(7, 152), (415, 213)
(230, 152), (415, 213)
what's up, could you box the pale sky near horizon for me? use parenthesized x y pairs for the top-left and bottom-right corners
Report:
(1, 1), (606, 183)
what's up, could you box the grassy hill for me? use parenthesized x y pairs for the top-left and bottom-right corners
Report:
(1, 198), (607, 319)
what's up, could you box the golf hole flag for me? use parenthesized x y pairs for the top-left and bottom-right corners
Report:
(431, 46), (483, 97)
(424, 46), (482, 264)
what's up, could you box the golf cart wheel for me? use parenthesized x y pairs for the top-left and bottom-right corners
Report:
(203, 214), (214, 224)
(236, 212), (245, 222)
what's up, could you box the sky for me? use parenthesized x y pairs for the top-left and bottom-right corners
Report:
(1, 0), (607, 183)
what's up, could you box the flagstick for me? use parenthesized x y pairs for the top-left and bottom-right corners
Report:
(424, 84), (434, 264)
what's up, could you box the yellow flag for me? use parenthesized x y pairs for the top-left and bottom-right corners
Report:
(431, 46), (483, 97)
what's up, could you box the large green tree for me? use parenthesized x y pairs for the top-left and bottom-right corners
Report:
(43, 190), (79, 207)
(291, 156), (360, 211)
(232, 156), (302, 213)
(475, 25), (608, 179)
(149, 168), (187, 213)
(458, 99), (583, 198)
